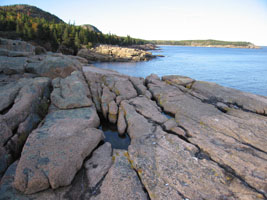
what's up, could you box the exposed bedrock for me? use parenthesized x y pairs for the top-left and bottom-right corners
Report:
(12, 70), (103, 194)
(0, 39), (266, 199)
(78, 44), (156, 62)
(0, 142), (113, 200)
(0, 77), (51, 178)
(146, 74), (267, 198)
(91, 149), (148, 200)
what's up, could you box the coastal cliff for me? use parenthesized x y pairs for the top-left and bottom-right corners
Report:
(0, 38), (266, 200)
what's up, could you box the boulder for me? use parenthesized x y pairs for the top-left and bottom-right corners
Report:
(3, 78), (50, 131)
(108, 100), (118, 124)
(129, 76), (151, 97)
(92, 149), (148, 200)
(120, 101), (154, 139)
(0, 37), (35, 56)
(101, 86), (116, 119)
(162, 75), (195, 87)
(0, 81), (21, 112)
(0, 56), (27, 74)
(26, 54), (82, 79)
(13, 107), (102, 194)
(51, 71), (93, 109)
(191, 81), (267, 114)
(117, 106), (127, 135)
(85, 142), (113, 188)
(129, 96), (168, 124)
(0, 77), (51, 178)
(145, 73), (160, 84)
(0, 160), (102, 200)
(113, 79), (137, 100)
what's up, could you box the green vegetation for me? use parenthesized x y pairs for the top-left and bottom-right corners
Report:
(0, 4), (148, 54)
(151, 39), (253, 47)
(0, 4), (63, 23)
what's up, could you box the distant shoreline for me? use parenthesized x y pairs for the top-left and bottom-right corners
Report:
(150, 39), (260, 49)
(157, 44), (261, 49)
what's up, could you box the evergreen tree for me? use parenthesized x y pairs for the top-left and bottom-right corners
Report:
(16, 23), (21, 35)
(74, 32), (81, 49)
(62, 26), (70, 46)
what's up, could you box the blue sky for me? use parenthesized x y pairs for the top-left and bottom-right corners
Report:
(1, 0), (267, 45)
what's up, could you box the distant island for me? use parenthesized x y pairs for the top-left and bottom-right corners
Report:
(150, 39), (260, 49)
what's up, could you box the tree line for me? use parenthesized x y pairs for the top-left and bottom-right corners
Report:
(0, 8), (148, 53)
(151, 39), (253, 47)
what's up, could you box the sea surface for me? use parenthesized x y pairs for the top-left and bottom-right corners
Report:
(93, 45), (267, 96)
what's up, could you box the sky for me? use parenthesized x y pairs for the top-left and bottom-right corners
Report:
(1, 0), (267, 45)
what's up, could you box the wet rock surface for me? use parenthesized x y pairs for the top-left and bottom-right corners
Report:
(0, 38), (267, 199)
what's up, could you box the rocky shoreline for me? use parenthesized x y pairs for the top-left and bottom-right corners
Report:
(77, 44), (159, 63)
(0, 38), (267, 200)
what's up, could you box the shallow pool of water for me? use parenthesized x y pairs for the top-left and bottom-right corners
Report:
(100, 122), (130, 150)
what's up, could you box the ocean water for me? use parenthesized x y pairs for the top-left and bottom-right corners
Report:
(93, 46), (267, 96)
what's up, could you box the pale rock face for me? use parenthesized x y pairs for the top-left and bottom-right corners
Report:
(51, 71), (93, 109)
(0, 37), (35, 57)
(0, 77), (51, 178)
(117, 106), (127, 135)
(13, 107), (102, 194)
(113, 79), (137, 100)
(85, 142), (113, 188)
(101, 86), (116, 119)
(129, 96), (168, 124)
(108, 100), (118, 124)
(0, 57), (28, 75)
(162, 75), (195, 87)
(162, 118), (177, 131)
(26, 54), (83, 79)
(0, 37), (85, 79)
(91, 149), (148, 200)
(191, 80), (267, 114)
(120, 95), (265, 199)
(78, 45), (155, 62)
(147, 74), (267, 197)
(0, 38), (266, 200)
